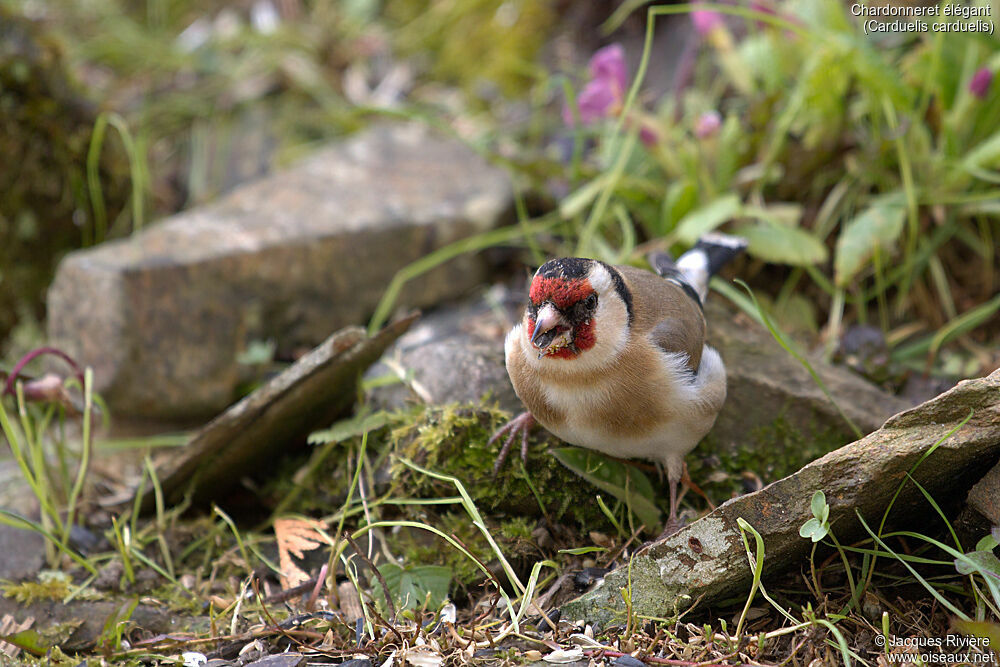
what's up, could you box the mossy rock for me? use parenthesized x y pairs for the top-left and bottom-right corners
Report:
(0, 9), (129, 353)
(389, 404), (615, 527)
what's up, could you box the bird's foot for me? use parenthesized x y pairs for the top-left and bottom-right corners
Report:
(658, 515), (685, 540)
(681, 464), (716, 511)
(488, 412), (536, 475)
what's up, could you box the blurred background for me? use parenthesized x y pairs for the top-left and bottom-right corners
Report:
(2, 0), (998, 398)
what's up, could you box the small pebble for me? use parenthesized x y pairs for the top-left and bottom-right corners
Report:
(612, 656), (647, 667)
(339, 659), (372, 667)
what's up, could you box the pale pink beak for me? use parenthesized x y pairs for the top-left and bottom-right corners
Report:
(530, 304), (571, 355)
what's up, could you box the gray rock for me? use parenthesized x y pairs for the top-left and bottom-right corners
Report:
(0, 523), (45, 581)
(137, 315), (416, 511)
(705, 299), (910, 454)
(966, 460), (1000, 525)
(366, 285), (521, 412)
(562, 369), (1000, 624)
(0, 461), (45, 581)
(0, 596), (205, 651)
(47, 123), (512, 420)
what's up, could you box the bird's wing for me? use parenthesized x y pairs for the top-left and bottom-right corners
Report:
(615, 264), (706, 373)
(648, 317), (703, 373)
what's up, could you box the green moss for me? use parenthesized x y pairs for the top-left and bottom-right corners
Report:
(390, 404), (610, 527)
(1, 571), (89, 604)
(692, 413), (848, 500)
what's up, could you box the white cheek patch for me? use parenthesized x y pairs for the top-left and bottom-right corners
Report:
(588, 264), (613, 292)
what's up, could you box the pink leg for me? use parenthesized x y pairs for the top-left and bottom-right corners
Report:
(659, 461), (684, 538)
(488, 412), (536, 475)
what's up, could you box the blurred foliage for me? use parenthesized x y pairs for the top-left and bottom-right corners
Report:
(386, 0), (554, 98)
(0, 7), (129, 353)
(1, 0), (996, 384)
(552, 0), (999, 381)
(0, 0), (555, 356)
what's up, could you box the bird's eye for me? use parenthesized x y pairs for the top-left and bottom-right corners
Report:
(585, 294), (598, 310)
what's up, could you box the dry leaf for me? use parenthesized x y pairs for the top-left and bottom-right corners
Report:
(404, 648), (444, 667)
(274, 517), (329, 589)
(544, 647), (585, 663)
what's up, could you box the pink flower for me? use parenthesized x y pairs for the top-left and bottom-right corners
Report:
(589, 43), (627, 95)
(695, 110), (722, 139)
(691, 1), (724, 36)
(563, 43), (659, 148)
(564, 43), (627, 126)
(638, 123), (659, 147)
(970, 67), (993, 99)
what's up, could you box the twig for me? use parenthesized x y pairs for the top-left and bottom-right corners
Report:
(264, 575), (320, 604)
(343, 531), (397, 622)
(532, 572), (572, 624)
(306, 562), (328, 611)
(2, 347), (84, 397)
(252, 576), (311, 653)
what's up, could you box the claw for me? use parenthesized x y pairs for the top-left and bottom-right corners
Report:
(489, 412), (536, 475)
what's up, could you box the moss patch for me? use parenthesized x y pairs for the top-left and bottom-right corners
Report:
(390, 404), (611, 528)
(692, 413), (849, 501)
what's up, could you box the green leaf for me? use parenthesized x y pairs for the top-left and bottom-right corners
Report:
(980, 529), (1000, 553)
(963, 129), (1000, 172)
(743, 202), (804, 227)
(559, 173), (611, 220)
(308, 410), (388, 445)
(662, 179), (698, 233)
(954, 550), (1000, 580)
(951, 620), (1000, 657)
(377, 563), (452, 611)
(810, 490), (827, 521)
(834, 192), (906, 286)
(550, 447), (661, 531)
(733, 221), (828, 266)
(558, 546), (608, 555)
(798, 517), (828, 543)
(674, 194), (742, 244)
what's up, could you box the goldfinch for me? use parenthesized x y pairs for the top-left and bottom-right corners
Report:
(492, 233), (748, 533)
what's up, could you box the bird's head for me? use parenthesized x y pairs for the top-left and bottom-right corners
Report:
(523, 258), (632, 362)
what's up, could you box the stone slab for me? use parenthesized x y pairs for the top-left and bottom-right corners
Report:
(48, 123), (511, 419)
(562, 368), (1000, 624)
(138, 314), (416, 511)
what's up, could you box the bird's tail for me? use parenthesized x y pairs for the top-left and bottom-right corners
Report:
(648, 232), (747, 304)
(689, 232), (749, 277)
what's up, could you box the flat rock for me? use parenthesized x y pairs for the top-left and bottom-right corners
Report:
(138, 315), (416, 511)
(47, 123), (511, 420)
(0, 596), (201, 652)
(366, 285), (522, 412)
(966, 460), (1000, 525)
(705, 300), (909, 453)
(0, 461), (45, 581)
(562, 368), (1000, 624)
